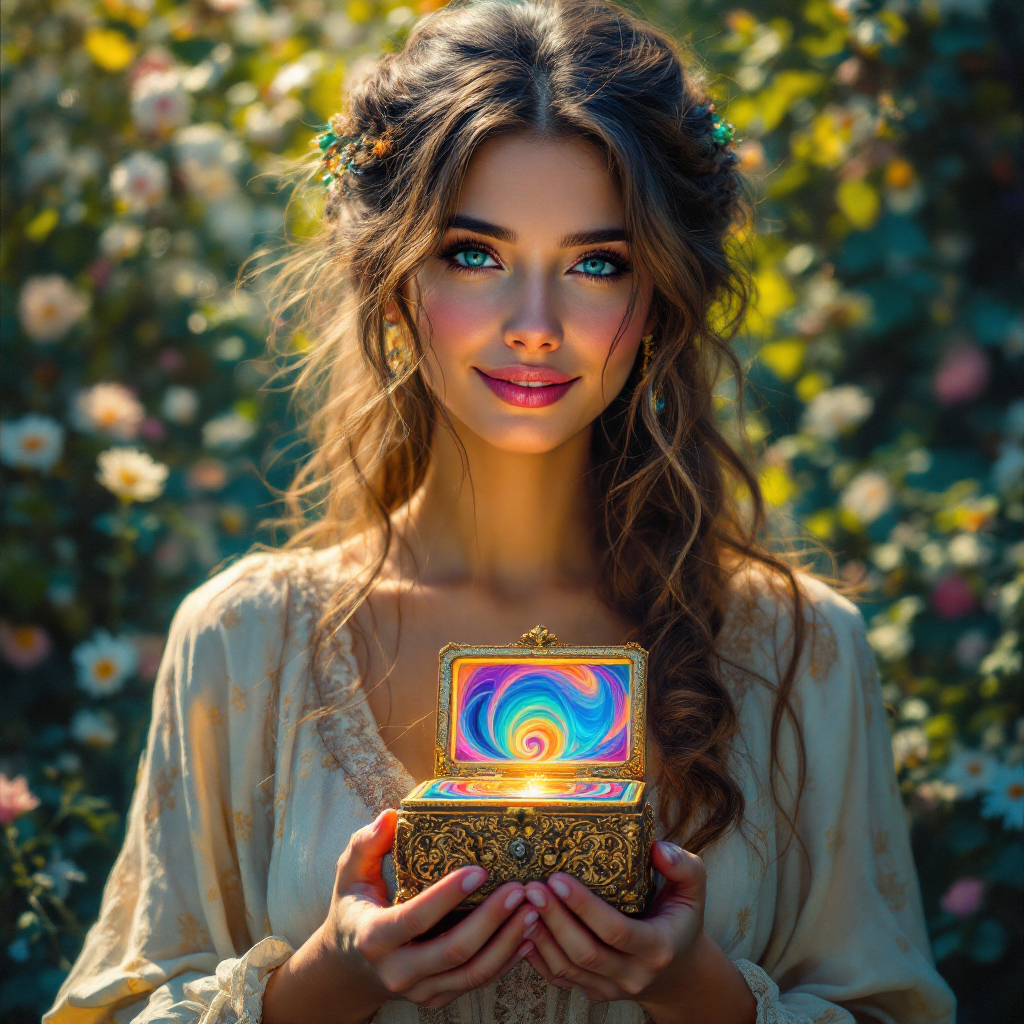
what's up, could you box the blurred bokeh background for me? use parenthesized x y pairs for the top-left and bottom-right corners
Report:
(1, 0), (1021, 1019)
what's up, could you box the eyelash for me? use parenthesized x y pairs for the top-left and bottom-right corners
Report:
(437, 236), (631, 282)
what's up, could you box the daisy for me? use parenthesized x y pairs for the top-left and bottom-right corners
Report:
(840, 469), (894, 525)
(942, 748), (997, 798)
(72, 382), (144, 440)
(0, 415), (64, 471)
(801, 384), (874, 441)
(70, 708), (118, 748)
(18, 275), (90, 343)
(0, 622), (51, 670)
(109, 152), (169, 214)
(981, 765), (1024, 830)
(96, 447), (169, 503)
(72, 629), (139, 697)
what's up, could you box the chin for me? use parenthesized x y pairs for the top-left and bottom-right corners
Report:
(448, 405), (589, 456)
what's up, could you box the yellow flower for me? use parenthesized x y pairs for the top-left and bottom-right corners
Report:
(84, 28), (136, 73)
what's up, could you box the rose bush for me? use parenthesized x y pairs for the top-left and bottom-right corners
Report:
(1, 0), (1020, 1019)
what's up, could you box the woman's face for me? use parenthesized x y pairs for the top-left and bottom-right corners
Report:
(408, 133), (653, 455)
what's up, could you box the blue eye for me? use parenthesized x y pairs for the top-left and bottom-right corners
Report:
(453, 248), (498, 269)
(575, 256), (619, 277)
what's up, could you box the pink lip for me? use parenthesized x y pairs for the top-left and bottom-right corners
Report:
(474, 366), (579, 408)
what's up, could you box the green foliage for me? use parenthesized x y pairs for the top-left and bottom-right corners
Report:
(1, 0), (1021, 1019)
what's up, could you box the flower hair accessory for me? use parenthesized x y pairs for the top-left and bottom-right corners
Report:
(315, 116), (391, 187)
(690, 103), (736, 152)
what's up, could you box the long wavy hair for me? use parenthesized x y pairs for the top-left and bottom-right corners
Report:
(259, 0), (842, 852)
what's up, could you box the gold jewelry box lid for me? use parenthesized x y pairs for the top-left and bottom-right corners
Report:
(431, 625), (648, 782)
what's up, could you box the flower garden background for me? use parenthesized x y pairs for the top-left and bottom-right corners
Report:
(1, 0), (1021, 1018)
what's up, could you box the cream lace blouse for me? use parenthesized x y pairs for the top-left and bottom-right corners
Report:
(45, 548), (955, 1024)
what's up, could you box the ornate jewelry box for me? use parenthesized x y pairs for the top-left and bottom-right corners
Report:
(393, 626), (654, 915)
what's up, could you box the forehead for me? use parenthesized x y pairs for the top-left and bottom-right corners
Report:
(455, 133), (624, 237)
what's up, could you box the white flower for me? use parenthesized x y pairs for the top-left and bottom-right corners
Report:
(72, 629), (138, 697)
(943, 749), (997, 797)
(947, 531), (990, 568)
(867, 621), (913, 661)
(96, 447), (169, 502)
(99, 222), (144, 261)
(161, 386), (200, 425)
(70, 708), (118, 748)
(991, 444), (1024, 493)
(870, 542), (903, 572)
(131, 71), (192, 136)
(18, 275), (90, 343)
(33, 852), (86, 901)
(202, 410), (256, 450)
(241, 97), (302, 146)
(801, 385), (874, 441)
(892, 727), (927, 771)
(900, 697), (930, 722)
(72, 383), (144, 440)
(840, 469), (893, 525)
(954, 629), (992, 669)
(0, 415), (64, 471)
(173, 123), (244, 202)
(980, 765), (1024, 830)
(109, 152), (169, 214)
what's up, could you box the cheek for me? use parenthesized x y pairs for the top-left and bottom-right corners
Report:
(415, 283), (496, 361)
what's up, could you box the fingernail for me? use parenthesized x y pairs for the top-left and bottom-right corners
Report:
(517, 941), (534, 958)
(504, 888), (524, 910)
(461, 867), (487, 892)
(525, 887), (546, 908)
(523, 909), (539, 927)
(658, 841), (681, 865)
(549, 876), (571, 899)
(523, 922), (538, 939)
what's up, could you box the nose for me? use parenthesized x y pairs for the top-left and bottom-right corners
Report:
(502, 272), (562, 355)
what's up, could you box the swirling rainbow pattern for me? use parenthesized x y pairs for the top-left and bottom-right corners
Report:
(410, 778), (639, 803)
(451, 657), (632, 764)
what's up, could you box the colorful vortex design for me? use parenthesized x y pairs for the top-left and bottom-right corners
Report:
(411, 778), (636, 802)
(452, 658), (631, 764)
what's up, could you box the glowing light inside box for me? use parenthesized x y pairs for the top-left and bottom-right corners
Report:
(452, 657), (632, 764)
(412, 778), (640, 802)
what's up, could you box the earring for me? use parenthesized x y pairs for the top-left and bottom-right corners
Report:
(384, 319), (412, 376)
(639, 333), (655, 376)
(639, 333), (665, 416)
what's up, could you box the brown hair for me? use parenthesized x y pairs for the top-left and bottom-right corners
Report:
(259, 0), (842, 852)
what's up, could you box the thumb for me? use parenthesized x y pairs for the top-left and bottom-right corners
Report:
(335, 807), (398, 900)
(651, 840), (706, 913)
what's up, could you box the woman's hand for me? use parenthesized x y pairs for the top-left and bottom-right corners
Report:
(521, 841), (756, 1024)
(263, 808), (538, 1024)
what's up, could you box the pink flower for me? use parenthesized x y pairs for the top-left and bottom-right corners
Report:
(940, 877), (985, 918)
(933, 345), (989, 406)
(132, 633), (167, 681)
(0, 773), (41, 825)
(0, 622), (51, 670)
(930, 574), (977, 619)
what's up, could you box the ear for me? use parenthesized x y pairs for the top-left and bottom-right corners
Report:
(384, 298), (401, 323)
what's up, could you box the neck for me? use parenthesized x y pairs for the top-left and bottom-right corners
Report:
(403, 419), (599, 597)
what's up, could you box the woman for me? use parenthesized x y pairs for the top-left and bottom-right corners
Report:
(46, 1), (956, 1022)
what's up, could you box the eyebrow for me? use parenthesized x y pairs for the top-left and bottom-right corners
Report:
(447, 214), (627, 248)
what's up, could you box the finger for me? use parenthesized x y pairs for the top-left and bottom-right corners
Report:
(335, 808), (398, 900)
(419, 938), (535, 1009)
(392, 882), (527, 979)
(544, 872), (640, 954)
(524, 882), (629, 977)
(650, 841), (706, 914)
(528, 920), (620, 1000)
(376, 863), (490, 947)
(406, 905), (537, 1002)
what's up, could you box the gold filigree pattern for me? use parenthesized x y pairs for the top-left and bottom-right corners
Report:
(394, 804), (654, 913)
